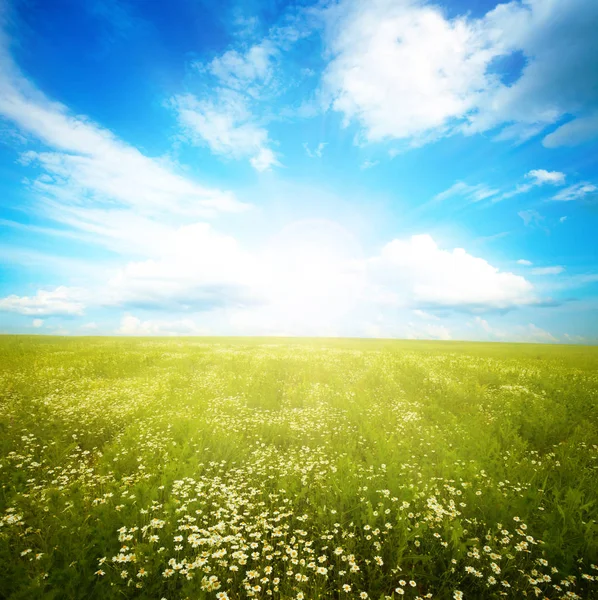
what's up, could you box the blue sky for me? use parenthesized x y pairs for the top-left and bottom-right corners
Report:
(0, 0), (597, 342)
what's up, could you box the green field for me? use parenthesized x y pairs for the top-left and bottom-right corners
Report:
(1, 336), (597, 600)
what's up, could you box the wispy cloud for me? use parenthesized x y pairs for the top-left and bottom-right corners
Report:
(518, 209), (545, 228)
(433, 181), (499, 203)
(472, 317), (558, 343)
(553, 182), (597, 202)
(360, 159), (379, 170)
(117, 314), (209, 336)
(493, 169), (566, 202)
(531, 266), (564, 275)
(172, 91), (280, 172)
(0, 23), (248, 259)
(303, 142), (327, 158)
(171, 13), (313, 171)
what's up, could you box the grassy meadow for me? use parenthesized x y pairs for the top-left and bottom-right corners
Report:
(0, 335), (597, 600)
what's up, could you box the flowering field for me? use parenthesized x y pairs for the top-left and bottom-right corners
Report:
(1, 337), (597, 600)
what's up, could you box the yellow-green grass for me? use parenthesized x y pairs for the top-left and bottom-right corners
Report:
(1, 335), (597, 599)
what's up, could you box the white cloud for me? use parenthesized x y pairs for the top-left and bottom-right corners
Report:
(117, 314), (209, 336)
(519, 324), (557, 343)
(493, 169), (566, 202)
(0, 223), (563, 338)
(564, 333), (587, 344)
(366, 234), (537, 311)
(412, 309), (440, 321)
(0, 287), (85, 316)
(472, 317), (557, 343)
(322, 0), (501, 143)
(360, 160), (379, 170)
(321, 0), (598, 147)
(560, 216), (567, 223)
(173, 91), (280, 172)
(227, 219), (368, 336)
(32, 318), (43, 328)
(406, 322), (452, 341)
(0, 85), (243, 222)
(103, 222), (263, 311)
(526, 169), (565, 186)
(80, 322), (98, 330)
(518, 209), (544, 227)
(303, 142), (327, 158)
(553, 182), (597, 202)
(530, 266), (564, 275)
(250, 147), (280, 172)
(433, 181), (499, 203)
(543, 112), (598, 148)
(174, 28), (303, 170)
(517, 259), (533, 266)
(468, 0), (598, 144)
(205, 42), (277, 95)
(361, 316), (451, 340)
(0, 22), (248, 254)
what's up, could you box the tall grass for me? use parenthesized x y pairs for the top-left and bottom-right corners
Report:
(0, 336), (597, 599)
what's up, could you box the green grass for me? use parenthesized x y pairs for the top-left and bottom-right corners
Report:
(1, 335), (597, 599)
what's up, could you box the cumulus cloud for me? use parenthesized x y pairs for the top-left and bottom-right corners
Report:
(517, 259), (533, 266)
(366, 234), (537, 311)
(322, 0), (500, 143)
(0, 287), (85, 316)
(321, 0), (598, 147)
(1, 224), (556, 337)
(103, 223), (264, 311)
(21, 229), (539, 329)
(526, 169), (565, 186)
(32, 318), (43, 327)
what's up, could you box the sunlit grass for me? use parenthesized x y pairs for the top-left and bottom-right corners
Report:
(1, 335), (597, 599)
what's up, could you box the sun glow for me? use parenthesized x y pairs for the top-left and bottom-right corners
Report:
(256, 219), (366, 333)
